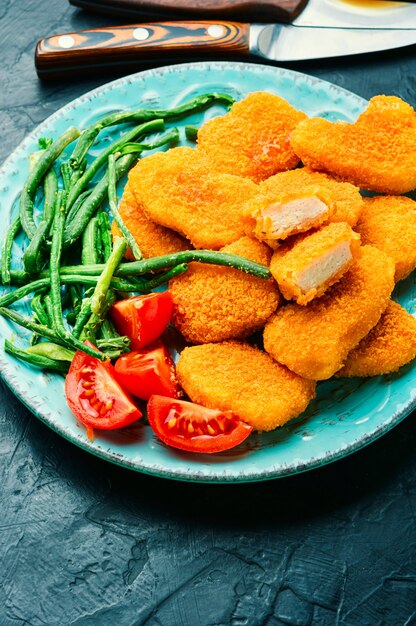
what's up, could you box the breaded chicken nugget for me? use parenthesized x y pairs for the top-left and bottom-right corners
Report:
(169, 236), (280, 343)
(263, 245), (395, 380)
(270, 222), (361, 305)
(244, 185), (334, 246)
(197, 92), (307, 183)
(355, 195), (416, 282)
(291, 95), (416, 194)
(258, 168), (363, 227)
(176, 341), (316, 431)
(337, 301), (416, 377)
(111, 180), (190, 260)
(128, 147), (258, 250)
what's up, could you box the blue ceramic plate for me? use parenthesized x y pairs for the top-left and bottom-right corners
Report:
(0, 61), (415, 483)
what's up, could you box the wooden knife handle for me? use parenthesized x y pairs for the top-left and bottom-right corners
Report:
(69, 0), (308, 23)
(35, 21), (250, 78)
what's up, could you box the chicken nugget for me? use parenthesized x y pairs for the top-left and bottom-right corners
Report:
(176, 341), (316, 431)
(244, 185), (334, 246)
(263, 245), (395, 380)
(337, 301), (416, 377)
(291, 95), (416, 194)
(355, 195), (416, 282)
(169, 236), (280, 343)
(258, 168), (363, 227)
(111, 180), (191, 260)
(270, 222), (361, 305)
(128, 147), (258, 250)
(197, 92), (307, 183)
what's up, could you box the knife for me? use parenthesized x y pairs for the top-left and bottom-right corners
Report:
(68, 0), (416, 29)
(35, 20), (416, 78)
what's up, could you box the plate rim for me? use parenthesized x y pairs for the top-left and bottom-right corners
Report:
(1, 59), (413, 484)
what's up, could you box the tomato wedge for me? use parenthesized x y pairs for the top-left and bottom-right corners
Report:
(114, 340), (180, 401)
(109, 291), (173, 350)
(65, 341), (142, 430)
(147, 395), (253, 453)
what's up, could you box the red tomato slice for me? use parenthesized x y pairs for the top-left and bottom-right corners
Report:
(147, 395), (253, 454)
(114, 340), (180, 401)
(109, 291), (173, 350)
(65, 341), (142, 430)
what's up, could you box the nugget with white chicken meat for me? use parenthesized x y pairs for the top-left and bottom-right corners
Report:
(128, 147), (258, 249)
(270, 222), (361, 305)
(176, 341), (316, 432)
(257, 167), (363, 227)
(355, 195), (416, 282)
(169, 236), (280, 343)
(111, 180), (191, 260)
(263, 245), (395, 380)
(291, 95), (416, 194)
(244, 185), (334, 246)
(197, 91), (307, 183)
(337, 301), (416, 377)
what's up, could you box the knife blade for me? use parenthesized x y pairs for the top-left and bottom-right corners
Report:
(69, 0), (416, 29)
(35, 21), (416, 78)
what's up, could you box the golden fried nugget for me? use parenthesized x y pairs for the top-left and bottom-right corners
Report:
(258, 168), (363, 227)
(111, 180), (191, 260)
(244, 185), (334, 246)
(338, 301), (416, 377)
(291, 95), (416, 194)
(263, 245), (395, 380)
(177, 341), (316, 431)
(197, 92), (307, 183)
(129, 147), (258, 249)
(270, 222), (361, 305)
(355, 195), (416, 282)
(169, 237), (280, 343)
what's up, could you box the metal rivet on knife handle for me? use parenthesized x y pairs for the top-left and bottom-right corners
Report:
(34, 22), (251, 78)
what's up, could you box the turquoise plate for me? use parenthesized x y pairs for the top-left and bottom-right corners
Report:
(0, 61), (415, 483)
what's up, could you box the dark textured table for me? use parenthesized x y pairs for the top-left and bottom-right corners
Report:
(1, 3), (416, 625)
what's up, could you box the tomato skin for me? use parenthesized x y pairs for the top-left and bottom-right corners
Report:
(114, 340), (180, 401)
(65, 341), (142, 430)
(109, 292), (173, 350)
(147, 395), (253, 454)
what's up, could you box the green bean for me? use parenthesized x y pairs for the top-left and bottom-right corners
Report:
(43, 294), (54, 327)
(55, 250), (271, 280)
(1, 217), (21, 285)
(98, 212), (112, 262)
(66, 119), (164, 212)
(185, 125), (199, 142)
(81, 216), (100, 265)
(63, 152), (138, 249)
(20, 126), (80, 240)
(68, 93), (233, 169)
(72, 297), (92, 339)
(65, 189), (91, 225)
(23, 217), (54, 275)
(26, 342), (75, 362)
(108, 154), (142, 261)
(118, 128), (180, 156)
(4, 339), (69, 373)
(140, 263), (189, 292)
(42, 168), (58, 223)
(69, 284), (83, 317)
(0, 307), (65, 345)
(60, 162), (72, 191)
(49, 190), (105, 361)
(30, 294), (49, 326)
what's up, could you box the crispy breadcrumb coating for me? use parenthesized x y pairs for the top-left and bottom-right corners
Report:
(355, 195), (416, 282)
(111, 180), (190, 260)
(197, 92), (307, 183)
(270, 222), (361, 305)
(244, 185), (334, 245)
(258, 168), (363, 227)
(169, 237), (280, 343)
(128, 147), (258, 249)
(337, 301), (416, 377)
(263, 245), (395, 380)
(176, 341), (316, 432)
(291, 95), (416, 194)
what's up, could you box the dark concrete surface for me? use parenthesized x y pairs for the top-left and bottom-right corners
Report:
(1, 2), (416, 624)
